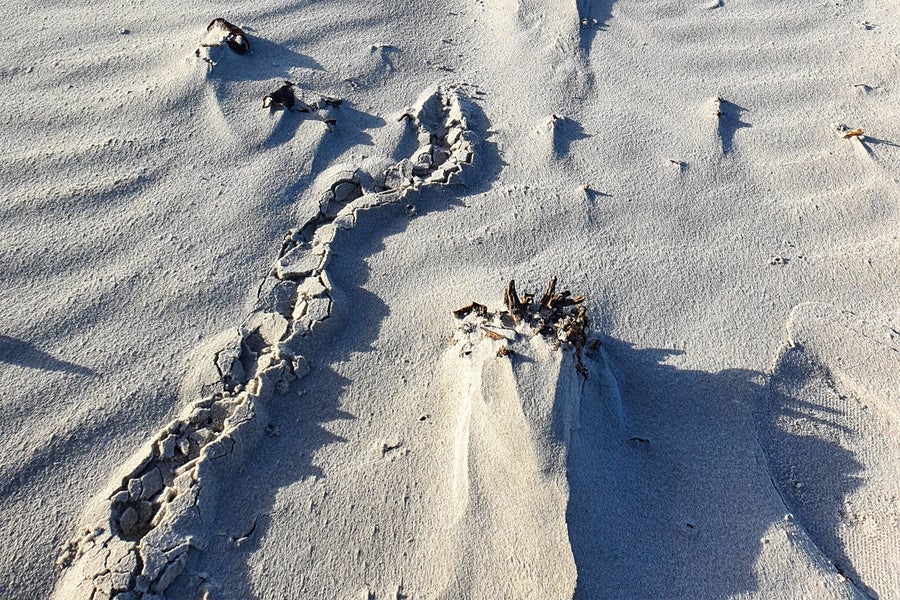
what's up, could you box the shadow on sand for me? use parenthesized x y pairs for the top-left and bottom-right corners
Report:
(577, 0), (618, 55)
(717, 99), (751, 156)
(553, 116), (590, 158)
(0, 335), (96, 377)
(262, 101), (385, 159)
(757, 345), (874, 598)
(565, 337), (865, 598)
(204, 35), (322, 84)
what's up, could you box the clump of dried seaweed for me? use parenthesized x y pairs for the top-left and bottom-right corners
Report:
(453, 277), (590, 374)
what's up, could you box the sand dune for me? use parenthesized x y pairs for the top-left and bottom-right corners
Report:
(1, 0), (897, 597)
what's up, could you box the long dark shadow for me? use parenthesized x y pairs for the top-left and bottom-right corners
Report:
(0, 335), (96, 377)
(577, 0), (618, 55)
(756, 346), (872, 598)
(717, 99), (751, 156)
(204, 35), (322, 85)
(566, 337), (865, 598)
(552, 116), (590, 158)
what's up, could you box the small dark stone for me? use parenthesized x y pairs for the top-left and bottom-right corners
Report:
(118, 507), (138, 535)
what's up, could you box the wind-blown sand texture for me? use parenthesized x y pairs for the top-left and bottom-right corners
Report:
(0, 0), (898, 598)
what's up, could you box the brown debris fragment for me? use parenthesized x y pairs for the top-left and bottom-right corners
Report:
(563, 305), (589, 350)
(263, 81), (296, 110)
(262, 85), (342, 118)
(454, 277), (591, 374)
(481, 327), (505, 341)
(539, 276), (557, 310)
(842, 128), (865, 139)
(452, 302), (487, 319)
(207, 18), (250, 54)
(504, 280), (526, 322)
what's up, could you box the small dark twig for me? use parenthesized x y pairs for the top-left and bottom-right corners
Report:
(504, 280), (525, 322)
(539, 276), (557, 310)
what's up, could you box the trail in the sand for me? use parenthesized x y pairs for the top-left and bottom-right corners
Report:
(53, 46), (481, 597)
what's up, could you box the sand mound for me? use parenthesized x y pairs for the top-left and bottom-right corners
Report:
(415, 280), (590, 596)
(424, 284), (587, 596)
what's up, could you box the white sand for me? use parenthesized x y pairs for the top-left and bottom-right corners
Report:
(1, 0), (897, 597)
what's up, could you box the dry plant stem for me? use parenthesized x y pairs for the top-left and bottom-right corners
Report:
(539, 276), (557, 309)
(503, 280), (525, 322)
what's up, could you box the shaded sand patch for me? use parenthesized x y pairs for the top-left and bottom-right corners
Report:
(757, 303), (900, 599)
(564, 335), (872, 599)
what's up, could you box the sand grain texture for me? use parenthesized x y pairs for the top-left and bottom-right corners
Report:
(0, 0), (898, 597)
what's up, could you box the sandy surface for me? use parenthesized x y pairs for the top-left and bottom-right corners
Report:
(1, 0), (898, 597)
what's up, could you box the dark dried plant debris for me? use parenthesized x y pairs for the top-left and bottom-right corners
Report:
(263, 81), (297, 110)
(503, 277), (587, 346)
(263, 82), (345, 119)
(452, 302), (488, 319)
(482, 327), (505, 341)
(207, 18), (250, 54)
(454, 278), (590, 372)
